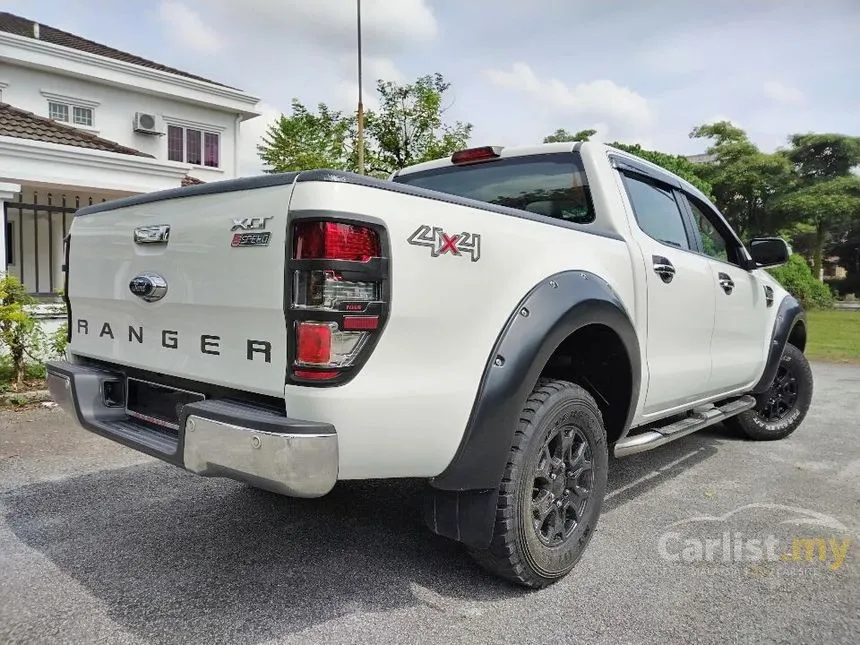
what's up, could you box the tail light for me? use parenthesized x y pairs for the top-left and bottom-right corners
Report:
(287, 219), (389, 385)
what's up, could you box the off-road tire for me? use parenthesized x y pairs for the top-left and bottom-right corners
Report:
(468, 378), (608, 589)
(728, 343), (813, 441)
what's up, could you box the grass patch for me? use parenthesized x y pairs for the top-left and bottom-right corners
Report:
(805, 309), (860, 363)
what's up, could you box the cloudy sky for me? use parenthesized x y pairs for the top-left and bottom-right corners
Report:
(6, 0), (859, 175)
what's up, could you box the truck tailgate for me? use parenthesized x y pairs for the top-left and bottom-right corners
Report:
(67, 181), (295, 398)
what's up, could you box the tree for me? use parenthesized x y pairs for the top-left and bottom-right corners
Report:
(257, 100), (353, 173)
(543, 128), (597, 143)
(689, 121), (795, 240)
(258, 73), (473, 177)
(772, 174), (860, 280)
(364, 73), (472, 174)
(775, 133), (860, 280)
(0, 275), (43, 387)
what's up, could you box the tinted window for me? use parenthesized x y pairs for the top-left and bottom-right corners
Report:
(392, 153), (595, 224)
(622, 174), (690, 250)
(686, 195), (736, 265)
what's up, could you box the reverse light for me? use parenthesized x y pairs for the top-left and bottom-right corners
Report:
(293, 270), (378, 310)
(451, 146), (503, 165)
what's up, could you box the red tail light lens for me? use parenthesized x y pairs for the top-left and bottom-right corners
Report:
(293, 222), (380, 261)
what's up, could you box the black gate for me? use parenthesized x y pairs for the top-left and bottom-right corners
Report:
(3, 192), (105, 296)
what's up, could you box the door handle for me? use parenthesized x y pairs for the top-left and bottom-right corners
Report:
(652, 255), (675, 284)
(718, 272), (734, 294)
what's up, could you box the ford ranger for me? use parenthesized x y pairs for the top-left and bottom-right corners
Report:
(46, 141), (812, 588)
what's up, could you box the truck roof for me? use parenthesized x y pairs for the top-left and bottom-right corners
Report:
(393, 141), (584, 177)
(394, 141), (712, 212)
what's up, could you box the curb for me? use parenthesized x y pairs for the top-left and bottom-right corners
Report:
(0, 389), (52, 405)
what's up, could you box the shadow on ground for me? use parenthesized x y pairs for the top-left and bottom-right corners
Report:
(2, 424), (739, 644)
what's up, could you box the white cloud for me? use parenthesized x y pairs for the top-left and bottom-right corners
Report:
(483, 62), (654, 135)
(331, 55), (406, 113)
(762, 81), (805, 105)
(206, 0), (437, 55)
(157, 1), (222, 55)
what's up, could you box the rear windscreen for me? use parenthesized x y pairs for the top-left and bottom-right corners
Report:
(392, 152), (595, 224)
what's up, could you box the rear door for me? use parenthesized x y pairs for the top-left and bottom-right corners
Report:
(67, 182), (295, 398)
(615, 167), (717, 416)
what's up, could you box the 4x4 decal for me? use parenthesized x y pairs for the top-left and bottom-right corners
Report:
(407, 224), (481, 262)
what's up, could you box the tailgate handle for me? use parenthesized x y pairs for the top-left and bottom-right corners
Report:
(134, 225), (170, 245)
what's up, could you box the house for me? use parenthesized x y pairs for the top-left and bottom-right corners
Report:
(686, 153), (716, 164)
(0, 11), (261, 301)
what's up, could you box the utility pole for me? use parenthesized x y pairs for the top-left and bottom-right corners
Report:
(356, 0), (365, 175)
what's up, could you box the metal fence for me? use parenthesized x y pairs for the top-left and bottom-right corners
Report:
(4, 192), (105, 296)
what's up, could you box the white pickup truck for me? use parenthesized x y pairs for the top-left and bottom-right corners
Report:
(47, 141), (812, 588)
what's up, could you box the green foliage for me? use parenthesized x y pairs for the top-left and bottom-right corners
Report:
(0, 275), (45, 387)
(785, 133), (860, 181)
(257, 100), (354, 173)
(364, 73), (473, 174)
(775, 134), (860, 279)
(689, 121), (795, 240)
(607, 142), (713, 197)
(257, 73), (472, 177)
(543, 128), (597, 143)
(767, 254), (834, 309)
(50, 322), (69, 359)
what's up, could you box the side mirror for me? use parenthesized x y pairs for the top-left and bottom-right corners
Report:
(748, 237), (791, 269)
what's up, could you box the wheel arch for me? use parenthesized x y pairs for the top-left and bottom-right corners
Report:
(752, 294), (806, 395)
(424, 270), (641, 547)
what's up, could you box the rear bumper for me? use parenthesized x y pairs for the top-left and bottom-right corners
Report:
(46, 361), (338, 498)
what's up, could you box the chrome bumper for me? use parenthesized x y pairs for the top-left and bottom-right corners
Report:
(46, 361), (338, 498)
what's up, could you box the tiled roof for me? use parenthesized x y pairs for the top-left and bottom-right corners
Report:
(181, 175), (205, 186)
(0, 103), (154, 157)
(0, 11), (234, 89)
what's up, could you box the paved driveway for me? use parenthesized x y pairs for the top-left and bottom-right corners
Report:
(1, 363), (858, 645)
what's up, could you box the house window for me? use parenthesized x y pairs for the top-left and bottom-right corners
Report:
(48, 101), (69, 122)
(48, 101), (94, 127)
(167, 124), (220, 168)
(73, 106), (93, 127)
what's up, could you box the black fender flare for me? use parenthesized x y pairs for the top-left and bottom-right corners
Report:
(424, 270), (641, 546)
(751, 294), (806, 396)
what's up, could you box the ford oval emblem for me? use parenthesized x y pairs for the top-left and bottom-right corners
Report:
(129, 272), (168, 302)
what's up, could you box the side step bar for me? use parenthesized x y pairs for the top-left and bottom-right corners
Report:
(613, 395), (756, 458)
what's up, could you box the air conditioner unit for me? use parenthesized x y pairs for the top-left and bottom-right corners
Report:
(133, 111), (163, 135)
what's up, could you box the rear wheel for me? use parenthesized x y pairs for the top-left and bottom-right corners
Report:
(468, 378), (608, 589)
(728, 343), (813, 441)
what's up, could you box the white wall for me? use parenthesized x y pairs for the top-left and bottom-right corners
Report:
(0, 63), (241, 180)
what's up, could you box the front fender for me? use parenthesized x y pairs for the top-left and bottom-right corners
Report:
(752, 294), (805, 396)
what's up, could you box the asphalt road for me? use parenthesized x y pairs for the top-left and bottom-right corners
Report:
(1, 362), (858, 645)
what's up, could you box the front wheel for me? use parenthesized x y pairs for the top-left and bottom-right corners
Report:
(468, 378), (608, 589)
(728, 343), (813, 441)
